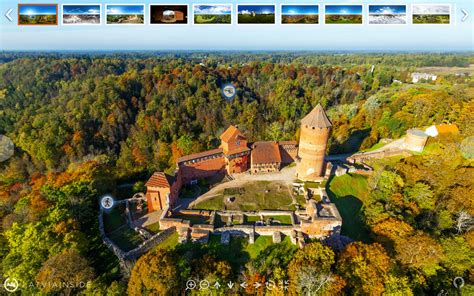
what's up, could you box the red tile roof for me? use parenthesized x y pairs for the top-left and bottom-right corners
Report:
(301, 104), (332, 128)
(177, 148), (223, 164)
(251, 141), (282, 164)
(145, 172), (175, 188)
(220, 125), (246, 143)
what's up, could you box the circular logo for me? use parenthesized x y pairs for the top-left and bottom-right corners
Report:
(3, 278), (19, 293)
(0, 135), (14, 162)
(100, 196), (114, 210)
(221, 84), (237, 101)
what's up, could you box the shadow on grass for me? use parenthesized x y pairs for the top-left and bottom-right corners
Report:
(326, 174), (372, 243)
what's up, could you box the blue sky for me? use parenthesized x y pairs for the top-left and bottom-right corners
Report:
(194, 5), (231, 15)
(369, 5), (406, 15)
(106, 5), (144, 15)
(282, 5), (319, 15)
(326, 5), (362, 15)
(238, 5), (275, 15)
(19, 4), (56, 16)
(1, 0), (473, 51)
(64, 5), (100, 15)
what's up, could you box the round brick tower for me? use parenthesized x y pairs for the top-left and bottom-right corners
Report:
(296, 104), (332, 181)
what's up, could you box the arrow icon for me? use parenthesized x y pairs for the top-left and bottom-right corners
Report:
(240, 282), (248, 289)
(253, 282), (262, 289)
(461, 9), (469, 22)
(5, 8), (13, 22)
(227, 281), (234, 289)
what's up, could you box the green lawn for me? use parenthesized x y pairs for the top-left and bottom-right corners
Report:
(173, 213), (210, 225)
(108, 227), (143, 252)
(145, 222), (161, 234)
(103, 207), (127, 233)
(264, 215), (293, 225)
(245, 236), (274, 259)
(326, 173), (371, 242)
(194, 181), (294, 211)
(155, 232), (179, 251)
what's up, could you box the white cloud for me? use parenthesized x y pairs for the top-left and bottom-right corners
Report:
(413, 5), (450, 15)
(240, 10), (251, 15)
(195, 5), (231, 15)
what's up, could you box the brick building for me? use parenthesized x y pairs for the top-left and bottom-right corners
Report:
(145, 172), (181, 212)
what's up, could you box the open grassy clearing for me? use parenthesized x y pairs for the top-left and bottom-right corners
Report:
(326, 173), (371, 242)
(193, 181), (295, 211)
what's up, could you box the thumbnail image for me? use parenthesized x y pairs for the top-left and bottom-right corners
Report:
(281, 5), (319, 25)
(63, 5), (101, 25)
(413, 4), (450, 24)
(106, 5), (144, 25)
(18, 4), (58, 25)
(151, 5), (188, 24)
(238, 5), (275, 24)
(194, 5), (232, 25)
(369, 5), (406, 25)
(325, 5), (363, 24)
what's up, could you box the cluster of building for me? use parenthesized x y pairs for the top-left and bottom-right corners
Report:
(145, 104), (332, 212)
(143, 104), (343, 242)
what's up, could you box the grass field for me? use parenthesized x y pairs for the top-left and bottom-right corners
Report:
(145, 221), (161, 234)
(238, 14), (275, 24)
(173, 213), (210, 225)
(326, 14), (362, 24)
(103, 207), (126, 233)
(20, 15), (57, 25)
(154, 232), (179, 251)
(326, 173), (371, 242)
(108, 227), (143, 251)
(107, 14), (144, 24)
(413, 14), (449, 24)
(282, 15), (318, 24)
(194, 181), (294, 211)
(195, 14), (231, 24)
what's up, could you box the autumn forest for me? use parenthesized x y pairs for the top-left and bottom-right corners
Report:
(0, 52), (473, 295)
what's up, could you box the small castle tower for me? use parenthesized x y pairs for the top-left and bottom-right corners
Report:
(296, 104), (332, 181)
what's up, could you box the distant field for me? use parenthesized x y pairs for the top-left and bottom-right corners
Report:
(282, 14), (318, 24)
(19, 15), (57, 25)
(413, 14), (449, 24)
(107, 14), (144, 24)
(416, 64), (474, 75)
(326, 14), (362, 24)
(195, 14), (231, 24)
(238, 14), (275, 24)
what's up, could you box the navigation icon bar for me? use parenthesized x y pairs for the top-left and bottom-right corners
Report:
(461, 9), (469, 22)
(5, 8), (13, 22)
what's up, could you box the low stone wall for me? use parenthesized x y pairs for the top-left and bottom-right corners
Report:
(124, 227), (176, 260)
(177, 209), (213, 216)
(255, 225), (294, 236)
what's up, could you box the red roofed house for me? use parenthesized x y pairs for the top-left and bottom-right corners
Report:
(145, 172), (181, 212)
(251, 141), (282, 173)
(220, 125), (251, 174)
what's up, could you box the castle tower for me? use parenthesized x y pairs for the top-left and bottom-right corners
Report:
(296, 104), (332, 181)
